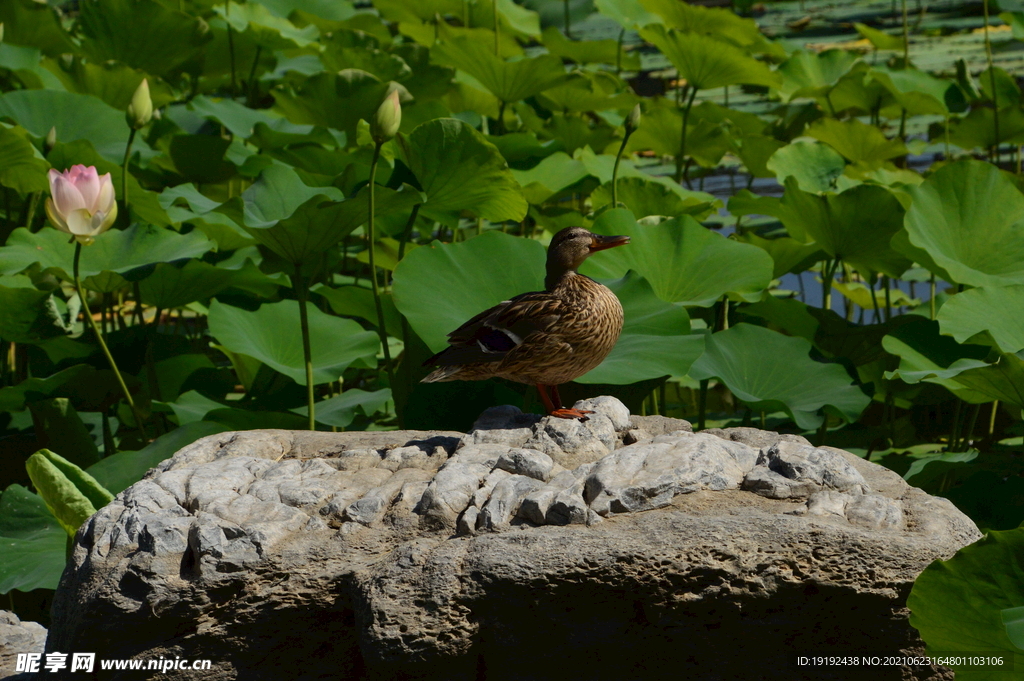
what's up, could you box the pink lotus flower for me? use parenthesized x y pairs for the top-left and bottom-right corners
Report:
(45, 165), (118, 245)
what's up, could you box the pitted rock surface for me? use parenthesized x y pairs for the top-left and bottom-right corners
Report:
(0, 610), (46, 680)
(45, 398), (978, 681)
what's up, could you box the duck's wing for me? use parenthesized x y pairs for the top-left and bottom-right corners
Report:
(424, 291), (565, 367)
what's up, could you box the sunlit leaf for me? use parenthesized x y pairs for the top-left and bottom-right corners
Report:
(208, 299), (380, 385)
(690, 323), (870, 429)
(580, 208), (773, 306)
(905, 160), (1024, 288)
(938, 285), (1024, 354)
(805, 117), (907, 165)
(0, 225), (214, 289)
(431, 34), (569, 103)
(639, 25), (781, 91)
(397, 118), (527, 224)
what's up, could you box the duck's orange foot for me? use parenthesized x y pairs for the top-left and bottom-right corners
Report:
(548, 408), (594, 421)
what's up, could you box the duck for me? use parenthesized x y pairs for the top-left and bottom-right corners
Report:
(421, 226), (630, 420)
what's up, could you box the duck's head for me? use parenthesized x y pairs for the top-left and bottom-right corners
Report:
(545, 226), (630, 289)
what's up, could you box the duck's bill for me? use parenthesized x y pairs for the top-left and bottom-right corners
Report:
(589, 235), (630, 251)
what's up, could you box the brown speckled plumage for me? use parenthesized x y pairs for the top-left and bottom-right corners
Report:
(422, 226), (629, 418)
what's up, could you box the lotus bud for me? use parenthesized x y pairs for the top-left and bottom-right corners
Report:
(126, 79), (153, 130)
(44, 126), (56, 155)
(625, 104), (641, 134)
(45, 165), (118, 246)
(371, 89), (402, 144)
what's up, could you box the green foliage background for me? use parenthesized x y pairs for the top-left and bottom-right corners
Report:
(0, 0), (1022, 666)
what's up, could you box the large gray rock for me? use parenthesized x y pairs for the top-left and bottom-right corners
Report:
(0, 611), (46, 680)
(44, 399), (979, 681)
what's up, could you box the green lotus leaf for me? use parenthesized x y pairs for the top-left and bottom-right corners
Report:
(775, 49), (860, 101)
(905, 160), (1024, 289)
(510, 152), (588, 204)
(640, 0), (763, 47)
(594, 0), (660, 29)
(393, 230), (545, 353)
(316, 284), (404, 337)
(79, 0), (212, 78)
(980, 66), (1021, 108)
(882, 317), (998, 403)
(397, 118), (527, 224)
(160, 183), (255, 251)
(580, 208), (773, 306)
(138, 260), (238, 310)
(189, 96), (308, 139)
(541, 27), (640, 70)
(689, 323), (870, 429)
(0, 225), (214, 288)
(291, 388), (393, 427)
(0, 276), (65, 344)
(0, 364), (93, 412)
(766, 140), (846, 193)
(734, 135), (785, 179)
(733, 232), (824, 279)
(168, 134), (235, 185)
(908, 528), (1024, 674)
(805, 117), (907, 165)
(322, 36), (411, 82)
(208, 299), (380, 386)
(214, 1), (319, 49)
(639, 25), (781, 91)
(574, 146), (718, 205)
(535, 70), (636, 113)
(869, 66), (968, 116)
(0, 125), (49, 193)
(0, 0), (75, 56)
(853, 23), (903, 50)
(87, 421), (229, 495)
(164, 390), (227, 426)
(591, 176), (717, 219)
(235, 163), (345, 228)
(938, 285), (1024, 354)
(826, 62), (897, 117)
(770, 178), (911, 277)
(431, 35), (569, 103)
(244, 186), (422, 266)
(0, 484), (67, 594)
(576, 271), (704, 384)
(0, 89), (130, 163)
(272, 70), (392, 142)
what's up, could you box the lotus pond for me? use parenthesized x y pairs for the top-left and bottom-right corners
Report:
(0, 0), (1022, 669)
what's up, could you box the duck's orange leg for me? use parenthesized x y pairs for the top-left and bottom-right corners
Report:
(536, 384), (593, 421)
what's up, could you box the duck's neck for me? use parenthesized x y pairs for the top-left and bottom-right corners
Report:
(545, 264), (577, 292)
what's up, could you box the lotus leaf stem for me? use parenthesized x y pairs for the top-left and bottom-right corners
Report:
(697, 378), (708, 430)
(675, 87), (698, 185)
(564, 0), (571, 38)
(397, 203), (422, 264)
(962, 402), (981, 452)
(989, 400), (999, 436)
(493, 0), (500, 56)
(121, 128), (136, 211)
(949, 398), (963, 452)
(929, 273), (936, 320)
(610, 128), (634, 209)
(293, 265), (316, 431)
(616, 28), (624, 75)
(246, 46), (263, 107)
(368, 141), (397, 391)
(73, 242), (145, 434)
